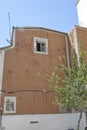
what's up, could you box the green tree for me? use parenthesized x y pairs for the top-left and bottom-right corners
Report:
(44, 48), (87, 130)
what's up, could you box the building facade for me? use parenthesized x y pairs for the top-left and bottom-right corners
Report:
(0, 1), (87, 129)
(0, 27), (74, 130)
(1, 27), (71, 115)
(0, 26), (86, 130)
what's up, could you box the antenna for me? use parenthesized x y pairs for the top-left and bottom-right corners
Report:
(8, 12), (11, 39)
(6, 13), (12, 44)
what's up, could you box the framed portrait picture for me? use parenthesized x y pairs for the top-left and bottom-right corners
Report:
(4, 96), (16, 113)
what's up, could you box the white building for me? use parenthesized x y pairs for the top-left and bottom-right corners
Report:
(76, 0), (87, 27)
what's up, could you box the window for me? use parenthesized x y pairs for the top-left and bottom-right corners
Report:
(4, 96), (16, 113)
(34, 37), (48, 54)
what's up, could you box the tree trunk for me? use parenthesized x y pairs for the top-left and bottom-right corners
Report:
(77, 112), (82, 130)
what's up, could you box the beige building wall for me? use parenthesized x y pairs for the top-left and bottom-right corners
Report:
(69, 25), (87, 58)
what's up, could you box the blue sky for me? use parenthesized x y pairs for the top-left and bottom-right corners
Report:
(0, 0), (79, 47)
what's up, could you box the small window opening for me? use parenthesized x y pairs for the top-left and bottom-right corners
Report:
(34, 37), (48, 54)
(36, 41), (46, 52)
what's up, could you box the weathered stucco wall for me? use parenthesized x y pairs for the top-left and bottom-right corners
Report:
(2, 28), (70, 114)
(2, 113), (86, 130)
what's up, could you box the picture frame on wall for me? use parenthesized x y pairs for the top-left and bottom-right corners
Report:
(4, 96), (16, 113)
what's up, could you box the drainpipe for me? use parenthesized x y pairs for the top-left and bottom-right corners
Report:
(0, 106), (2, 130)
(65, 34), (71, 76)
(0, 50), (5, 104)
(85, 111), (87, 130)
(74, 26), (80, 64)
(0, 106), (5, 130)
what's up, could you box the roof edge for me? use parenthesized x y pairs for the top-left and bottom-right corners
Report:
(13, 26), (67, 35)
(0, 44), (12, 50)
(68, 25), (87, 34)
(74, 25), (87, 30)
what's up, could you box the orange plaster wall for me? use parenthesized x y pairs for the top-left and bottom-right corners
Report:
(2, 28), (69, 114)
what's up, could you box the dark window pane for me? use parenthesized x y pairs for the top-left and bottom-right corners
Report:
(36, 42), (40, 51)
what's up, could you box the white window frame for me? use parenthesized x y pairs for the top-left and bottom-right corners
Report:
(34, 37), (48, 54)
(4, 96), (16, 113)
